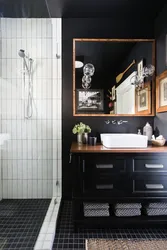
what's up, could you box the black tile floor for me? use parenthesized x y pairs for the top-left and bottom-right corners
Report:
(0, 199), (51, 250)
(53, 201), (167, 250)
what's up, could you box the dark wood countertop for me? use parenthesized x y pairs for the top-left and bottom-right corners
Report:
(70, 142), (167, 153)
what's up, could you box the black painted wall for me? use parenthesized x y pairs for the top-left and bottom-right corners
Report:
(154, 4), (167, 138)
(62, 18), (155, 199)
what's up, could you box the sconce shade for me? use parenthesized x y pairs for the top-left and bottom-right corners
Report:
(75, 55), (84, 68)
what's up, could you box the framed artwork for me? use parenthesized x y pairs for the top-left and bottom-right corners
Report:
(135, 81), (151, 114)
(76, 89), (104, 113)
(156, 70), (167, 113)
(137, 59), (143, 80)
(166, 35), (167, 67)
(112, 85), (116, 101)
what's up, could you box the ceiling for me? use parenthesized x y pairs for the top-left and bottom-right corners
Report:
(0, 0), (166, 19)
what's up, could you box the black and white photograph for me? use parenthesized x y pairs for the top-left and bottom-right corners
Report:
(139, 91), (147, 108)
(160, 77), (167, 106)
(76, 89), (104, 112)
(135, 82), (151, 114)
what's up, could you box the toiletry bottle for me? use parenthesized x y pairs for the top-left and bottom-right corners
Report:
(143, 122), (153, 140)
(137, 129), (141, 135)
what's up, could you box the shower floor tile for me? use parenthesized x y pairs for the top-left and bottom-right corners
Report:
(0, 199), (51, 250)
(53, 201), (167, 250)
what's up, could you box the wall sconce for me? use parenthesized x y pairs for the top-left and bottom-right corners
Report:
(130, 64), (155, 90)
(75, 56), (84, 68)
(82, 63), (95, 89)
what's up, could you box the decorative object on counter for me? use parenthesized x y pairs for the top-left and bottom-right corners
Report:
(89, 136), (97, 146)
(143, 122), (153, 141)
(116, 60), (135, 83)
(131, 64), (155, 90)
(151, 135), (166, 147)
(72, 122), (91, 144)
(76, 89), (104, 113)
(135, 81), (151, 115)
(156, 70), (167, 113)
(82, 63), (95, 90)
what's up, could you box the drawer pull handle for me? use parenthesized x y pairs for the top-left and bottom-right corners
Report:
(145, 164), (164, 169)
(96, 164), (113, 169)
(145, 184), (164, 189)
(96, 184), (113, 190)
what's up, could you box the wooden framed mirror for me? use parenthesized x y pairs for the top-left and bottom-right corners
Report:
(73, 38), (155, 117)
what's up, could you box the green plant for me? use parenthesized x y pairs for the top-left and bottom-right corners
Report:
(72, 122), (91, 134)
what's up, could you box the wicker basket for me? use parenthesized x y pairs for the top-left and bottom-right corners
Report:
(151, 139), (166, 146)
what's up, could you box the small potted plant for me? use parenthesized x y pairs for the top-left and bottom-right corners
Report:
(72, 122), (91, 144)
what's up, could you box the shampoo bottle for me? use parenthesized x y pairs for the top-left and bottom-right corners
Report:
(143, 122), (153, 141)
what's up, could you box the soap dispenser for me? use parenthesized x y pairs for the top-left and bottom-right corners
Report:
(137, 129), (141, 135)
(143, 122), (152, 140)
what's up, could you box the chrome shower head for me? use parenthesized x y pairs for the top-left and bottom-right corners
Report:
(18, 49), (25, 58)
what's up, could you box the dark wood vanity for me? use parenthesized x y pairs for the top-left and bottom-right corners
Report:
(70, 142), (167, 230)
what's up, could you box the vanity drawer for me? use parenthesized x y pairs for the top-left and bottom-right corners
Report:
(83, 175), (131, 195)
(133, 176), (167, 193)
(133, 157), (167, 173)
(84, 155), (126, 176)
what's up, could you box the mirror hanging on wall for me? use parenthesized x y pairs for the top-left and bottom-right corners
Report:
(73, 38), (155, 117)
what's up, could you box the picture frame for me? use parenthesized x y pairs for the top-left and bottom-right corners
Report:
(112, 85), (116, 101)
(135, 81), (151, 114)
(137, 59), (143, 80)
(166, 35), (167, 67)
(156, 70), (167, 113)
(76, 89), (104, 113)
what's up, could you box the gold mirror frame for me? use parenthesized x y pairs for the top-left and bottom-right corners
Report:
(73, 38), (155, 117)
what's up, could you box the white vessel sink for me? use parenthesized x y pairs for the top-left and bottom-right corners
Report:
(100, 133), (148, 148)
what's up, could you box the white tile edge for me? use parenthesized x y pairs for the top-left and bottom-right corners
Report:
(34, 196), (61, 250)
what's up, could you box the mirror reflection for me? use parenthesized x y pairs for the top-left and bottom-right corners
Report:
(73, 39), (155, 116)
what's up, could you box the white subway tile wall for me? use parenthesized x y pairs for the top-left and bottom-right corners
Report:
(0, 18), (62, 199)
